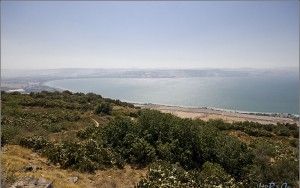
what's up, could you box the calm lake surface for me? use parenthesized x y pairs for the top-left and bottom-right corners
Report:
(45, 75), (299, 114)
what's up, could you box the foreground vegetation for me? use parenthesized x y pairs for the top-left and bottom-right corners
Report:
(1, 91), (299, 187)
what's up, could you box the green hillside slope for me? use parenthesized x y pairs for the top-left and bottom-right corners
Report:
(1, 91), (298, 187)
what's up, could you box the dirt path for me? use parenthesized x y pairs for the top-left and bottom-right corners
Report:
(91, 118), (100, 127)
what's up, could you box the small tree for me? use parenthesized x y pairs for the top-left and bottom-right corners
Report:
(95, 102), (112, 115)
(196, 161), (235, 187)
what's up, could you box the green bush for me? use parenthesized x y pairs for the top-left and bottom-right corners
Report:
(291, 130), (299, 138)
(275, 126), (291, 137)
(156, 141), (176, 162)
(137, 161), (239, 187)
(136, 161), (196, 188)
(244, 128), (272, 137)
(213, 134), (254, 179)
(21, 137), (124, 172)
(95, 102), (112, 115)
(247, 158), (299, 187)
(129, 138), (156, 165)
(77, 126), (98, 140)
(289, 139), (298, 148)
(195, 161), (236, 187)
(102, 116), (137, 147)
(41, 123), (64, 133)
(1, 125), (20, 145)
(19, 136), (52, 152)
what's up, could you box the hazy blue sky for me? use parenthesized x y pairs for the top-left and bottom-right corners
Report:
(1, 1), (299, 69)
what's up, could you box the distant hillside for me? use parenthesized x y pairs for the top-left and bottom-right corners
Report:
(2, 67), (298, 79)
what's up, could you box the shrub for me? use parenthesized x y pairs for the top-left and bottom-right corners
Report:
(95, 102), (112, 115)
(77, 126), (98, 140)
(208, 119), (232, 130)
(62, 90), (73, 95)
(247, 158), (299, 187)
(244, 128), (272, 137)
(195, 161), (236, 187)
(289, 139), (298, 148)
(129, 138), (156, 165)
(19, 136), (52, 152)
(41, 123), (64, 133)
(214, 135), (254, 179)
(20, 136), (124, 172)
(102, 116), (137, 147)
(269, 158), (299, 187)
(156, 141), (176, 162)
(55, 141), (82, 170)
(136, 161), (195, 188)
(129, 111), (139, 118)
(1, 125), (20, 145)
(275, 126), (291, 137)
(291, 130), (299, 138)
(65, 112), (81, 121)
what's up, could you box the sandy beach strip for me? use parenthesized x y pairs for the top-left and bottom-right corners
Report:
(135, 103), (299, 125)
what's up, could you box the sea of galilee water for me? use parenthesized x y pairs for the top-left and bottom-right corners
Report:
(44, 74), (299, 115)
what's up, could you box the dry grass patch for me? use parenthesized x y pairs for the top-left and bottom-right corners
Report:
(1, 145), (146, 188)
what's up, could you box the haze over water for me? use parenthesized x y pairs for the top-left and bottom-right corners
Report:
(3, 1), (299, 115)
(45, 73), (299, 115)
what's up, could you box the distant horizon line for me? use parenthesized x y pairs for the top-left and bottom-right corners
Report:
(2, 66), (299, 71)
